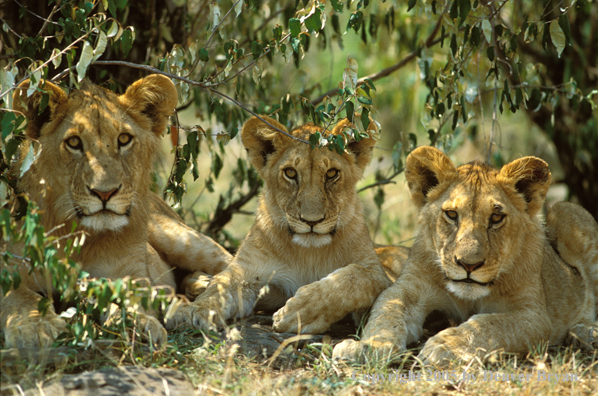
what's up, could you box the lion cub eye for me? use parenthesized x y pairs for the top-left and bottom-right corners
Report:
(284, 168), (297, 180)
(326, 169), (339, 180)
(445, 210), (458, 221)
(65, 136), (83, 151)
(490, 213), (505, 224)
(118, 133), (133, 147)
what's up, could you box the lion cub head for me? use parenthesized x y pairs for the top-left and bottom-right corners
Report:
(406, 146), (551, 300)
(241, 116), (376, 248)
(13, 75), (177, 232)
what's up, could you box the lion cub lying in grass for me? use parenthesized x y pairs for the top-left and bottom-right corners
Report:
(167, 116), (400, 334)
(1, 75), (232, 348)
(334, 146), (598, 366)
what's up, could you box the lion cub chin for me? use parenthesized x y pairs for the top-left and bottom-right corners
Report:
(1, 75), (232, 349)
(166, 116), (394, 334)
(333, 146), (598, 366)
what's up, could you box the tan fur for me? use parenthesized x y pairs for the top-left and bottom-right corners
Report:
(1, 75), (232, 348)
(166, 116), (395, 334)
(333, 146), (598, 365)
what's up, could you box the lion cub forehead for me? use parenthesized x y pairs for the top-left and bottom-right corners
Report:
(67, 100), (130, 137)
(446, 180), (508, 214)
(281, 145), (344, 170)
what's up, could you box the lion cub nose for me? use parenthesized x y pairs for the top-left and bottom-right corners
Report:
(456, 259), (484, 273)
(89, 187), (119, 203)
(301, 216), (325, 227)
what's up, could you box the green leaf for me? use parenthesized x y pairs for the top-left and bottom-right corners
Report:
(305, 9), (322, 33)
(273, 25), (282, 41)
(494, 24), (504, 37)
(357, 96), (373, 105)
(331, 0), (343, 12)
(334, 134), (345, 155)
(361, 108), (370, 131)
(289, 18), (301, 38)
(542, 22), (551, 53)
(363, 78), (376, 91)
(458, 0), (471, 27)
(290, 37), (300, 53)
(558, 14), (571, 48)
(407, 0), (417, 12)
(251, 41), (263, 61)
(115, 0), (127, 10)
(481, 19), (492, 43)
(345, 101), (354, 122)
(106, 20), (119, 37)
(120, 29), (133, 57)
(550, 19), (566, 57)
(76, 40), (94, 82)
(452, 110), (459, 130)
(487, 46), (495, 62)
(198, 48), (209, 62)
(450, 34), (458, 56)
(331, 14), (341, 34)
(212, 153), (223, 179)
(528, 88), (542, 110)
(1, 112), (16, 139)
(450, 0), (458, 20)
(435, 102), (445, 116)
(92, 31), (107, 62)
(309, 131), (321, 149)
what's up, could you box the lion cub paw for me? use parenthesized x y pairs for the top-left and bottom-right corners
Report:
(165, 301), (224, 332)
(333, 339), (399, 363)
(272, 284), (332, 334)
(181, 271), (212, 301)
(332, 339), (366, 361)
(136, 314), (168, 347)
(4, 314), (67, 349)
(566, 323), (597, 351)
(418, 328), (475, 367)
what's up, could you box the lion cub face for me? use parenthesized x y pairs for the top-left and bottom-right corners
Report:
(406, 147), (551, 300)
(242, 117), (376, 248)
(14, 76), (178, 232)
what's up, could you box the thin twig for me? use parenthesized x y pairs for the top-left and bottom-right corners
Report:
(0, 16), (22, 38)
(190, 0), (244, 77)
(0, 22), (109, 101)
(311, 6), (445, 105)
(357, 167), (405, 193)
(13, 0), (62, 26)
(37, 0), (63, 37)
(207, 88), (309, 144)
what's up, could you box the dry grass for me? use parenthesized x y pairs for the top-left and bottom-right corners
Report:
(2, 326), (596, 395)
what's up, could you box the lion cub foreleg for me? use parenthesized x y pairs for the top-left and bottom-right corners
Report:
(332, 274), (438, 361)
(419, 308), (551, 366)
(273, 262), (392, 334)
(0, 287), (67, 348)
(166, 262), (260, 331)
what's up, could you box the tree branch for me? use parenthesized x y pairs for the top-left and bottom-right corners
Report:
(311, 7), (445, 105)
(206, 180), (261, 236)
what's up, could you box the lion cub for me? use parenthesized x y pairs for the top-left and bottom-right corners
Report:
(1, 75), (232, 348)
(167, 116), (394, 334)
(334, 146), (598, 365)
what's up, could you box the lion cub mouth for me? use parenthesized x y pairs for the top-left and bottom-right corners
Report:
(451, 277), (493, 286)
(78, 208), (131, 232)
(288, 227), (336, 248)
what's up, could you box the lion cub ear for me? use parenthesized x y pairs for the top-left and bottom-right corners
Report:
(497, 157), (551, 216)
(332, 119), (377, 173)
(13, 80), (69, 139)
(121, 74), (178, 136)
(405, 146), (458, 208)
(241, 116), (289, 172)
